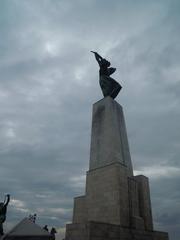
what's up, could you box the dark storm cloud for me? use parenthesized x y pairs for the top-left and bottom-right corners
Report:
(0, 0), (179, 239)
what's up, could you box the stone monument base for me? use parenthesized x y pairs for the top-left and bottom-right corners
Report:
(65, 97), (169, 240)
(65, 221), (169, 240)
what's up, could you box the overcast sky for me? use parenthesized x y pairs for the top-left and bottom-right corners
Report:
(0, 0), (180, 239)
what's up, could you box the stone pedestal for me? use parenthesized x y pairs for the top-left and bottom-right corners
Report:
(66, 222), (169, 240)
(89, 97), (133, 175)
(65, 97), (169, 240)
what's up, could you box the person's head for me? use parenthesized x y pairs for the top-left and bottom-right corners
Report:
(51, 227), (57, 234)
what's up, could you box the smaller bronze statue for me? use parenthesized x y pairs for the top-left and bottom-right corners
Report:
(0, 194), (10, 236)
(43, 225), (49, 232)
(91, 51), (122, 99)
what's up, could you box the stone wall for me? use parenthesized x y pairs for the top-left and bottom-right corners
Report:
(89, 97), (133, 176)
(86, 163), (130, 226)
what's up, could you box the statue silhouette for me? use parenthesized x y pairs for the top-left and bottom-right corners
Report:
(91, 51), (122, 99)
(43, 225), (49, 232)
(0, 194), (10, 236)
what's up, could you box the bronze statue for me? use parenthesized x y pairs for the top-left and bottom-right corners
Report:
(43, 225), (49, 232)
(91, 51), (122, 99)
(0, 194), (10, 236)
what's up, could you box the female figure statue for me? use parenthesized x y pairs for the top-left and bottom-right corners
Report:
(91, 51), (122, 99)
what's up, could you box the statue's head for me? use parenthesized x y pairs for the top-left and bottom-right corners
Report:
(102, 59), (110, 67)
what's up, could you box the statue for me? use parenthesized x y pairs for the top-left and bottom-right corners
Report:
(0, 194), (10, 236)
(43, 225), (49, 232)
(91, 51), (122, 99)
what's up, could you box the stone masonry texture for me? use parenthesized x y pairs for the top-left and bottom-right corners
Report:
(65, 97), (169, 240)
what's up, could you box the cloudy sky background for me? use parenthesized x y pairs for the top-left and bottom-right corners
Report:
(0, 0), (180, 239)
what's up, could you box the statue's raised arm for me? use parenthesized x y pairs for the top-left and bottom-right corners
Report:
(91, 51), (103, 66)
(91, 51), (122, 99)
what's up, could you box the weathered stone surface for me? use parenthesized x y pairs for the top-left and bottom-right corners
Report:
(89, 97), (133, 176)
(65, 223), (89, 240)
(134, 175), (153, 231)
(73, 163), (130, 226)
(65, 97), (168, 240)
(73, 196), (87, 223)
(128, 177), (141, 218)
(66, 221), (169, 240)
(86, 163), (130, 226)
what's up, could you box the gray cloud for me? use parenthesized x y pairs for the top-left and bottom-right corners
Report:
(0, 0), (179, 239)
